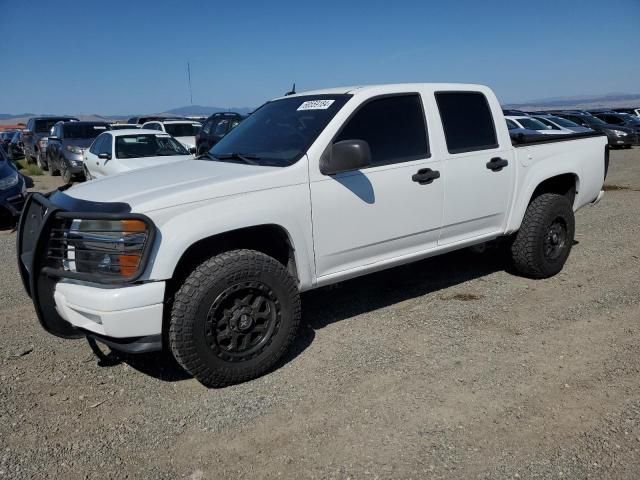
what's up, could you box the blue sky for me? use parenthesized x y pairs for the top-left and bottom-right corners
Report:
(0, 0), (638, 114)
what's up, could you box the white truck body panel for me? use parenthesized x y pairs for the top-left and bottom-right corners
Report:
(46, 83), (607, 339)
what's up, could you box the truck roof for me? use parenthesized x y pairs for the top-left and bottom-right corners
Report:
(277, 83), (489, 99)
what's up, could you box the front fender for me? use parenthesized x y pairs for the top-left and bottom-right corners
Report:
(142, 183), (316, 290)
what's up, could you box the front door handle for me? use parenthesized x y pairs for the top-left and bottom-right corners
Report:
(412, 168), (440, 185)
(486, 157), (509, 172)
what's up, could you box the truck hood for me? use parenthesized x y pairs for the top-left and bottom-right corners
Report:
(65, 159), (282, 212)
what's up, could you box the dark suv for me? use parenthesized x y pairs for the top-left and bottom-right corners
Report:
(553, 112), (635, 149)
(46, 121), (110, 183)
(23, 116), (78, 167)
(589, 112), (640, 144)
(195, 112), (246, 155)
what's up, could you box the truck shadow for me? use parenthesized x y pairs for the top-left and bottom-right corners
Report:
(108, 246), (511, 384)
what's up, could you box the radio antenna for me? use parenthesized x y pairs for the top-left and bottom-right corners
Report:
(187, 62), (193, 105)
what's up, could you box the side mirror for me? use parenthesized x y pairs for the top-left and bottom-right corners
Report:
(320, 139), (372, 176)
(98, 152), (111, 160)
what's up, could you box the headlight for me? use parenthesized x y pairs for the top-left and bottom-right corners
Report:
(66, 145), (83, 154)
(58, 218), (151, 279)
(612, 130), (628, 137)
(0, 171), (19, 190)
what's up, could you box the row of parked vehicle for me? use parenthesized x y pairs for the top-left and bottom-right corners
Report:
(0, 111), (248, 181)
(501, 108), (640, 148)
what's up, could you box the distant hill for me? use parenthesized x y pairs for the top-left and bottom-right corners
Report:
(0, 105), (254, 126)
(504, 93), (640, 111)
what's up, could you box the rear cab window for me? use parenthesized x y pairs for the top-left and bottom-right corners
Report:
(435, 92), (498, 154)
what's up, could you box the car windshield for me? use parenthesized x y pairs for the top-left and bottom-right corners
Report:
(164, 123), (201, 137)
(210, 94), (351, 167)
(583, 116), (607, 126)
(546, 116), (581, 128)
(64, 123), (108, 139)
(517, 117), (551, 130)
(35, 119), (75, 133)
(533, 117), (560, 129)
(115, 134), (190, 159)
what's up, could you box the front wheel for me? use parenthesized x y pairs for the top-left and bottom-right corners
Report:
(169, 249), (301, 387)
(61, 162), (73, 184)
(511, 193), (575, 279)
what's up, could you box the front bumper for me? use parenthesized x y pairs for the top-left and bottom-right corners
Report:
(607, 134), (634, 147)
(17, 192), (163, 352)
(53, 280), (165, 338)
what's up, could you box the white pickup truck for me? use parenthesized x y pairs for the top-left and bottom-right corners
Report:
(18, 83), (608, 387)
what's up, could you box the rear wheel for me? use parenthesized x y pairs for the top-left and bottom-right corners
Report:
(169, 249), (301, 387)
(511, 193), (575, 279)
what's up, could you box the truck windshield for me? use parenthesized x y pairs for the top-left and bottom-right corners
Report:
(35, 119), (76, 133)
(210, 94), (351, 167)
(164, 123), (201, 137)
(64, 124), (109, 139)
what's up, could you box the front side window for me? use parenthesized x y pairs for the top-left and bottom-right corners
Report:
(115, 134), (189, 159)
(210, 94), (351, 167)
(436, 92), (498, 154)
(335, 94), (429, 166)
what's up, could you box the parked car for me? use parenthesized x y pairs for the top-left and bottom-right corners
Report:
(553, 112), (635, 148)
(0, 146), (26, 228)
(505, 116), (568, 135)
(195, 112), (246, 155)
(23, 116), (78, 167)
(589, 112), (640, 144)
(613, 107), (640, 117)
(530, 115), (593, 134)
(110, 123), (141, 130)
(46, 121), (111, 183)
(17, 83), (608, 387)
(83, 129), (193, 179)
(8, 131), (25, 160)
(141, 120), (202, 153)
(0, 131), (18, 153)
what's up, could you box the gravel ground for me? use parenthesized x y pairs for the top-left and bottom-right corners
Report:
(1, 150), (640, 479)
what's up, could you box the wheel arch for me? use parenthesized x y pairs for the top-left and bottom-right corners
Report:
(507, 171), (580, 233)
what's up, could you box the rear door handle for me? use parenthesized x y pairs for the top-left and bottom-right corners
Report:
(486, 157), (509, 171)
(412, 168), (440, 185)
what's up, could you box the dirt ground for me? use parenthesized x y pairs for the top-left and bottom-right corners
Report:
(1, 149), (639, 479)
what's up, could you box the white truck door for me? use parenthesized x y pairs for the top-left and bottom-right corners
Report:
(434, 91), (515, 245)
(94, 133), (114, 178)
(310, 94), (444, 278)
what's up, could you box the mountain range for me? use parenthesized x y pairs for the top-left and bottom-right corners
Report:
(2, 93), (640, 126)
(0, 105), (254, 126)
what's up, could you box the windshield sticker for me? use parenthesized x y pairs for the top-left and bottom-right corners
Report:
(297, 99), (335, 111)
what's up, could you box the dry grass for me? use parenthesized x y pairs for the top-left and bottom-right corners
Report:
(16, 159), (43, 176)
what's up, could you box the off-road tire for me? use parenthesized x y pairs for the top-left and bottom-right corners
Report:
(169, 249), (301, 387)
(511, 193), (575, 279)
(36, 151), (48, 171)
(61, 163), (72, 184)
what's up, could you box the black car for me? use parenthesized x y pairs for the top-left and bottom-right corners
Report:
(46, 121), (110, 183)
(195, 112), (246, 155)
(0, 131), (18, 153)
(22, 116), (79, 167)
(0, 146), (26, 228)
(589, 112), (640, 144)
(8, 131), (25, 160)
(553, 112), (635, 148)
(127, 115), (184, 125)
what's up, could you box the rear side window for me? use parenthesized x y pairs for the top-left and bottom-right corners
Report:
(436, 92), (498, 154)
(335, 94), (429, 166)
